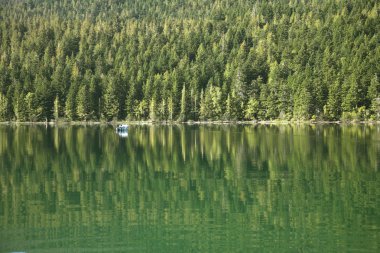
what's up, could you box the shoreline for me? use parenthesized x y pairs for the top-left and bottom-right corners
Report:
(0, 120), (379, 126)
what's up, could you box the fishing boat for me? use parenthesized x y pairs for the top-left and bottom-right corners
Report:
(116, 124), (129, 132)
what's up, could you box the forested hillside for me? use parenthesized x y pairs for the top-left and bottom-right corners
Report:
(0, 0), (379, 122)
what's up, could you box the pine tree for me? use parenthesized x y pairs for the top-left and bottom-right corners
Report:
(0, 0), (378, 123)
(25, 92), (42, 121)
(158, 99), (168, 121)
(149, 97), (156, 121)
(265, 61), (280, 119)
(14, 93), (27, 122)
(126, 82), (136, 120)
(231, 68), (247, 119)
(368, 75), (379, 119)
(368, 75), (379, 102)
(178, 85), (188, 121)
(244, 98), (259, 120)
(224, 93), (233, 121)
(324, 81), (342, 120)
(199, 89), (206, 121)
(77, 85), (91, 121)
(135, 100), (148, 120)
(168, 96), (174, 121)
(53, 96), (59, 121)
(65, 85), (77, 120)
(293, 86), (311, 120)
(103, 81), (119, 121)
(210, 85), (223, 120)
(342, 76), (358, 113)
(0, 93), (8, 121)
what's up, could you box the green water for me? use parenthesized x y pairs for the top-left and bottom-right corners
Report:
(0, 124), (379, 253)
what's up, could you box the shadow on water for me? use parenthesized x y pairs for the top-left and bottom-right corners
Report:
(0, 124), (379, 252)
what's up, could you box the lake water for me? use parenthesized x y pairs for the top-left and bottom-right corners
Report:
(0, 124), (379, 252)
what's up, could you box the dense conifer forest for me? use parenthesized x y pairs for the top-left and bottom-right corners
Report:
(0, 0), (378, 122)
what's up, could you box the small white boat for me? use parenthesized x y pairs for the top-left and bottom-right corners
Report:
(116, 124), (129, 132)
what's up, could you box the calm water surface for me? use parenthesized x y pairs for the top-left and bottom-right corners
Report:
(0, 124), (379, 252)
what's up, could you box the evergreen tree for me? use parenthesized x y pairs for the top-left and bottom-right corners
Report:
(230, 68), (247, 120)
(126, 82), (136, 120)
(210, 86), (223, 120)
(135, 100), (148, 120)
(324, 81), (342, 120)
(224, 93), (233, 121)
(0, 93), (8, 121)
(293, 86), (312, 120)
(14, 93), (27, 122)
(25, 92), (42, 121)
(168, 96), (174, 121)
(149, 97), (157, 121)
(54, 96), (59, 121)
(178, 85), (188, 121)
(342, 76), (358, 113)
(265, 62), (280, 119)
(199, 89), (206, 121)
(0, 0), (378, 122)
(77, 85), (92, 121)
(65, 85), (77, 120)
(368, 75), (380, 119)
(158, 99), (168, 121)
(103, 81), (119, 121)
(368, 75), (379, 102)
(244, 98), (259, 121)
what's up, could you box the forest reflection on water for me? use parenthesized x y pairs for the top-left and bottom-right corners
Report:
(0, 124), (379, 252)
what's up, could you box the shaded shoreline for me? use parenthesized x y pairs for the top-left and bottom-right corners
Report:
(0, 120), (379, 126)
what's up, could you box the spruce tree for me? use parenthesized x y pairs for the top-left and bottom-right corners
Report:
(368, 75), (379, 119)
(342, 76), (358, 113)
(103, 81), (119, 121)
(14, 93), (27, 122)
(324, 81), (342, 120)
(178, 85), (188, 121)
(0, 93), (8, 121)
(77, 85), (91, 121)
(244, 98), (259, 120)
(65, 86), (77, 121)
(149, 97), (156, 121)
(53, 96), (59, 121)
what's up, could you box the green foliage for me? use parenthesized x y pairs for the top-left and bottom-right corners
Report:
(370, 98), (380, 120)
(341, 107), (369, 122)
(14, 94), (28, 122)
(77, 85), (92, 121)
(103, 81), (119, 121)
(25, 92), (43, 121)
(368, 75), (379, 115)
(53, 96), (59, 121)
(369, 75), (379, 96)
(0, 0), (378, 122)
(149, 98), (157, 121)
(342, 76), (358, 113)
(168, 97), (174, 121)
(0, 93), (9, 121)
(223, 93), (233, 121)
(324, 81), (342, 120)
(65, 86), (77, 121)
(158, 99), (168, 121)
(293, 85), (312, 120)
(200, 85), (223, 120)
(178, 85), (188, 122)
(244, 98), (259, 121)
(135, 100), (149, 120)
